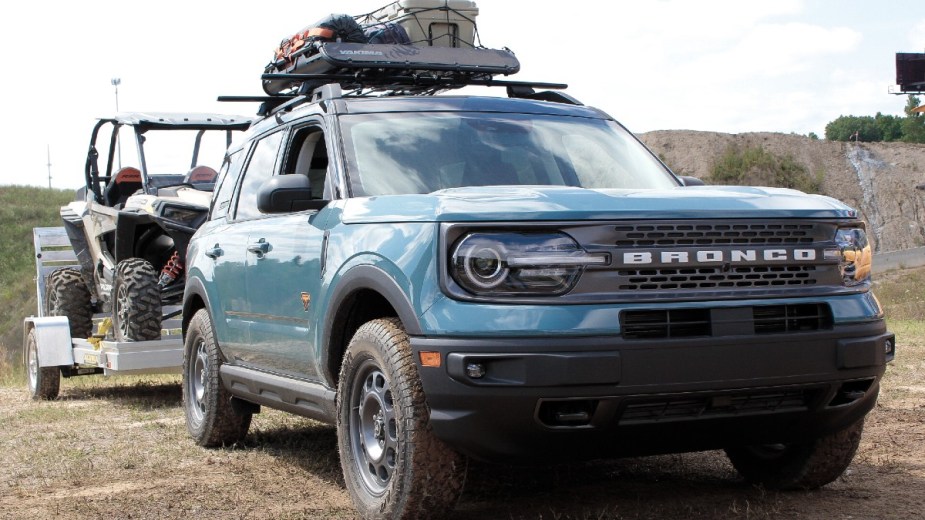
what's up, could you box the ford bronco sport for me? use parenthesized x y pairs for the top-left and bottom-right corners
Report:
(180, 18), (893, 520)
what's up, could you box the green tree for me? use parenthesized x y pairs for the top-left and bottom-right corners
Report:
(874, 112), (902, 142)
(901, 95), (925, 143)
(824, 115), (882, 142)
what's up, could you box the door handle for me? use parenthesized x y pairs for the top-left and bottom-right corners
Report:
(247, 239), (271, 257)
(205, 244), (223, 259)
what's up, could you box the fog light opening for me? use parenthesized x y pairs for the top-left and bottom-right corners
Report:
(828, 378), (875, 407)
(466, 362), (486, 379)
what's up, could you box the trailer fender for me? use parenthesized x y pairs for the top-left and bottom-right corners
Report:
(23, 317), (75, 368)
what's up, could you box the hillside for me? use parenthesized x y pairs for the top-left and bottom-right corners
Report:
(639, 131), (925, 252)
(0, 186), (75, 361)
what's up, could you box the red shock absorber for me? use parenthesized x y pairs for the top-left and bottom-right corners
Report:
(158, 250), (184, 288)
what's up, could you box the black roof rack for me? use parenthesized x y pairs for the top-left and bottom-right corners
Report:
(262, 42), (522, 95)
(220, 41), (575, 116)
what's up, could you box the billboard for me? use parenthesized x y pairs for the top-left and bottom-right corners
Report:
(896, 53), (925, 93)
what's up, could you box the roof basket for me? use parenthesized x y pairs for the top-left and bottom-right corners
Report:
(262, 42), (520, 96)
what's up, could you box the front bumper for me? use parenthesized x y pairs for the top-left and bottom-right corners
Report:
(411, 320), (892, 462)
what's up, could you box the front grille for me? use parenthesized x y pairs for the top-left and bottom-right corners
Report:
(613, 222), (821, 247)
(616, 265), (819, 291)
(621, 308), (711, 339)
(753, 303), (833, 334)
(621, 303), (832, 339)
(619, 388), (815, 424)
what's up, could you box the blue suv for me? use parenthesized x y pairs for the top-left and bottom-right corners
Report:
(182, 54), (892, 520)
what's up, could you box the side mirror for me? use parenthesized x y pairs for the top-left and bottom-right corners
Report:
(679, 176), (705, 187)
(257, 175), (328, 213)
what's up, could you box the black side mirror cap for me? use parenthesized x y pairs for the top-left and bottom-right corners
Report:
(257, 175), (329, 213)
(679, 176), (706, 187)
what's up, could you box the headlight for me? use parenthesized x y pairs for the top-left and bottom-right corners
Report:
(158, 203), (206, 225)
(450, 232), (607, 296)
(825, 227), (872, 286)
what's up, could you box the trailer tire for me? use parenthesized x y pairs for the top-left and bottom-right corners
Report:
(111, 258), (162, 342)
(183, 308), (251, 446)
(45, 267), (93, 339)
(26, 328), (60, 400)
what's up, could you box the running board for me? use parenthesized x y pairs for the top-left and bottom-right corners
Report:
(220, 364), (336, 424)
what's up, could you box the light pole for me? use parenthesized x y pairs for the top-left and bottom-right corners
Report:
(111, 77), (122, 168)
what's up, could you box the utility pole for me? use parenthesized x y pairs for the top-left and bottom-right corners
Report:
(111, 77), (122, 168)
(46, 145), (52, 188)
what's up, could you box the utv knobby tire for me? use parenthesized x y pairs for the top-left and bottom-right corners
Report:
(337, 318), (466, 520)
(26, 328), (60, 400)
(725, 418), (865, 490)
(111, 258), (162, 342)
(45, 267), (93, 339)
(183, 309), (251, 446)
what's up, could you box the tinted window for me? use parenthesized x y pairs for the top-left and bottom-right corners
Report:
(339, 113), (677, 196)
(210, 149), (245, 221)
(234, 132), (284, 220)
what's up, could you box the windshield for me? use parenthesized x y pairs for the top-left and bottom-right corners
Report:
(339, 112), (678, 196)
(97, 126), (238, 189)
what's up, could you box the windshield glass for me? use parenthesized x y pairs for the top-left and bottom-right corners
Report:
(137, 128), (233, 184)
(339, 112), (678, 196)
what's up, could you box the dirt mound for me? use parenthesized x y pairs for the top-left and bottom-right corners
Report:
(639, 131), (925, 252)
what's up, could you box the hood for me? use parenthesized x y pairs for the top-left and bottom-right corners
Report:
(340, 185), (860, 223)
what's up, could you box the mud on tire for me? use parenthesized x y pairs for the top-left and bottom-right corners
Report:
(183, 308), (252, 446)
(111, 258), (162, 341)
(45, 267), (93, 339)
(725, 418), (865, 490)
(336, 317), (467, 520)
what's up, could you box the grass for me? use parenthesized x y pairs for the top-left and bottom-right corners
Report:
(0, 185), (76, 364)
(707, 144), (823, 193)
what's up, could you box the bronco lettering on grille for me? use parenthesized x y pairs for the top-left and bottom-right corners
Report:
(620, 248), (818, 266)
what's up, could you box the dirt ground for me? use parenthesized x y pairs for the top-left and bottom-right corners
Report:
(1, 333), (923, 520)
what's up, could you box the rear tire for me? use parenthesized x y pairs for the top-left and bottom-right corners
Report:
(26, 328), (60, 400)
(725, 418), (865, 490)
(45, 267), (93, 339)
(337, 318), (466, 520)
(183, 309), (251, 446)
(111, 258), (162, 341)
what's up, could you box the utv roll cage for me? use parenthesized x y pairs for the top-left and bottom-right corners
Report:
(84, 113), (251, 206)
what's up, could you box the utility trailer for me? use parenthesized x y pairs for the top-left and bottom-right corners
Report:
(24, 227), (184, 400)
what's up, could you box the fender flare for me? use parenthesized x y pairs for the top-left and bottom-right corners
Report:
(320, 264), (423, 382)
(182, 275), (214, 336)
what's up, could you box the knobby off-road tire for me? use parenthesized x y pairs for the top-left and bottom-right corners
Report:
(45, 267), (93, 339)
(183, 309), (251, 446)
(725, 418), (865, 490)
(26, 328), (60, 400)
(111, 258), (162, 342)
(337, 317), (467, 520)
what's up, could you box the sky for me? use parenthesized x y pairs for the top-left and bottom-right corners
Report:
(0, 0), (923, 190)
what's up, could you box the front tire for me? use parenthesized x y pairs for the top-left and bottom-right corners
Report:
(45, 267), (93, 339)
(182, 308), (251, 446)
(26, 328), (60, 400)
(725, 418), (865, 490)
(337, 318), (466, 520)
(111, 258), (162, 341)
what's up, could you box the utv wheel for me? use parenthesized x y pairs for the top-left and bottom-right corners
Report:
(725, 418), (865, 490)
(26, 328), (60, 400)
(337, 318), (466, 520)
(183, 309), (251, 446)
(45, 267), (93, 339)
(111, 258), (162, 341)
